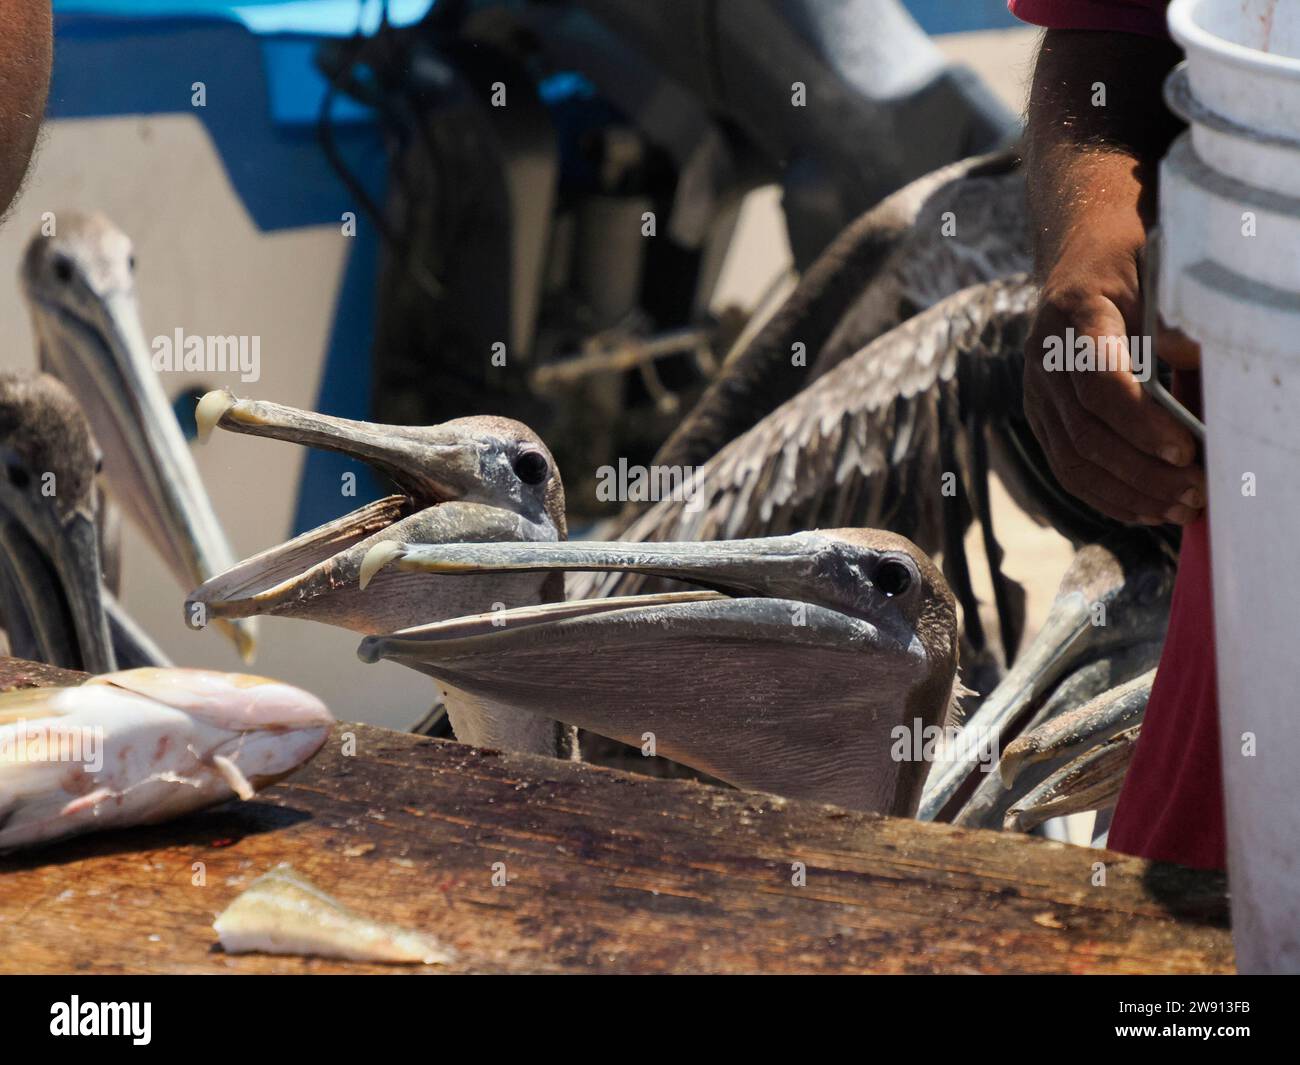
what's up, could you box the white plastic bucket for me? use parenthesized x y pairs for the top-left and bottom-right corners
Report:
(1162, 0), (1300, 974)
(1170, 0), (1300, 142)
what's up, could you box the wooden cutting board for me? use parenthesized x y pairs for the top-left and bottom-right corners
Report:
(0, 658), (1232, 973)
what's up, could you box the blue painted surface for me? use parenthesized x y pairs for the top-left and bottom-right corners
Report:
(262, 37), (372, 125)
(49, 12), (387, 532)
(49, 16), (386, 230)
(295, 221), (386, 532)
(54, 0), (434, 35)
(901, 0), (1019, 34)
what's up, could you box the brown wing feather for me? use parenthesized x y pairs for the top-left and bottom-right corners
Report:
(650, 150), (1026, 476)
(811, 162), (1029, 380)
(570, 277), (1036, 601)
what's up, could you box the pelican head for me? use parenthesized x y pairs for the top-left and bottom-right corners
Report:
(21, 213), (256, 660)
(356, 529), (960, 813)
(186, 397), (572, 755)
(187, 395), (568, 636)
(0, 373), (114, 674)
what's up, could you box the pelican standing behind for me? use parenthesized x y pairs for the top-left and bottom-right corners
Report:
(652, 149), (1028, 473)
(0, 372), (168, 672)
(640, 153), (1048, 694)
(575, 276), (1040, 698)
(20, 213), (256, 660)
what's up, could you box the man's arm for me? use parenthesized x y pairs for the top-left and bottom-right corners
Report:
(1022, 29), (1204, 526)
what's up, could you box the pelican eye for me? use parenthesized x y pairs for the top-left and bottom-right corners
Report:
(875, 559), (912, 598)
(53, 255), (74, 284)
(6, 465), (30, 490)
(513, 449), (549, 486)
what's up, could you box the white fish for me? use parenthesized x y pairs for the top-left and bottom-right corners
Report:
(214, 864), (456, 966)
(0, 667), (332, 852)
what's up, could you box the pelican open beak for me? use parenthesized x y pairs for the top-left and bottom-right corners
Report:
(24, 275), (256, 661)
(356, 532), (956, 813)
(186, 395), (560, 635)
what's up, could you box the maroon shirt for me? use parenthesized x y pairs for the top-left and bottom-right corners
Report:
(1009, 0), (1171, 38)
(1009, 0), (1226, 870)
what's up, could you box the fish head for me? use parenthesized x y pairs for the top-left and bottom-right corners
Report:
(88, 667), (334, 791)
(1, 666), (333, 851)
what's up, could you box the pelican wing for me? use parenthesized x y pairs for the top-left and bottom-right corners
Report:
(811, 160), (1029, 380)
(652, 150), (1026, 475)
(571, 276), (1036, 601)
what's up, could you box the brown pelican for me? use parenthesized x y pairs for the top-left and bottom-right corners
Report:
(0, 374), (113, 672)
(641, 151), (1028, 677)
(356, 529), (960, 813)
(0, 373), (168, 673)
(20, 213), (255, 660)
(185, 394), (573, 755)
(652, 149), (1028, 473)
(571, 266), (1176, 825)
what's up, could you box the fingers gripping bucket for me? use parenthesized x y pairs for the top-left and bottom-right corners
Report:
(1161, 0), (1300, 973)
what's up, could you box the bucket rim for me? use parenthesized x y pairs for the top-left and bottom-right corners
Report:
(1165, 64), (1300, 150)
(1169, 0), (1300, 82)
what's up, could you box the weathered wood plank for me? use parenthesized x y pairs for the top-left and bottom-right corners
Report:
(0, 658), (87, 691)
(0, 660), (1232, 973)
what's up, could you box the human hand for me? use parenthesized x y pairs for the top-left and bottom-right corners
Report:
(1023, 216), (1205, 526)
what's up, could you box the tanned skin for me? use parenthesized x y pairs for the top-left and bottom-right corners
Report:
(0, 1), (52, 218)
(1023, 29), (1205, 526)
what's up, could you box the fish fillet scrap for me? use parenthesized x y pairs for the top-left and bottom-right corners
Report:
(214, 864), (457, 966)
